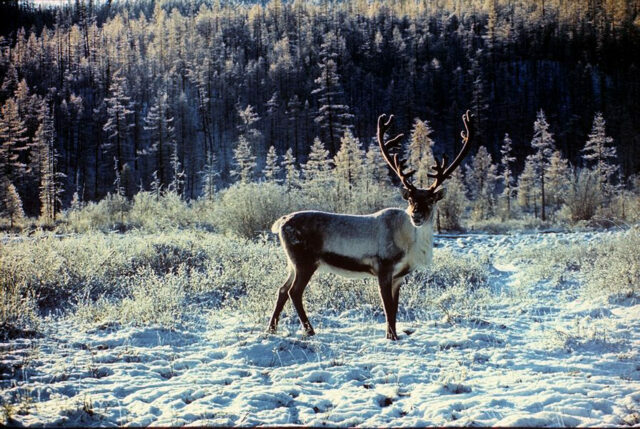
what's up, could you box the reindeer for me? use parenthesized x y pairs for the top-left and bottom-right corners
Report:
(268, 111), (472, 340)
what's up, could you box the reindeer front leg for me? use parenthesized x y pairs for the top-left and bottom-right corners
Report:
(377, 269), (398, 340)
(390, 278), (402, 334)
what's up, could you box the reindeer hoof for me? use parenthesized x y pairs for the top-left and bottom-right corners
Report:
(386, 333), (399, 341)
(304, 328), (316, 337)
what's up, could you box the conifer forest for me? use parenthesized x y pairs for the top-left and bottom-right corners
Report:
(0, 0), (639, 226)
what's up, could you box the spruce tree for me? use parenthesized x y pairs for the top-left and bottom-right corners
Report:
(282, 148), (300, 190)
(144, 90), (174, 188)
(302, 137), (333, 203)
(0, 178), (24, 229)
(263, 145), (281, 183)
(465, 145), (498, 220)
(362, 141), (391, 210)
(200, 151), (219, 201)
(582, 112), (618, 202)
(407, 118), (436, 188)
(34, 103), (63, 223)
(232, 136), (257, 184)
(312, 32), (353, 153)
(530, 109), (556, 220)
(103, 69), (134, 178)
(517, 155), (540, 216)
(0, 98), (28, 183)
(499, 133), (516, 219)
(169, 139), (184, 195)
(437, 169), (468, 231)
(546, 150), (570, 211)
(333, 130), (364, 211)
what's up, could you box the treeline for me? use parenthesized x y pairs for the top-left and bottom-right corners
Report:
(0, 0), (639, 220)
(46, 110), (639, 238)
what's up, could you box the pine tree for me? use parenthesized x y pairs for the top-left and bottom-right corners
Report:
(236, 104), (263, 161)
(469, 53), (489, 147)
(546, 150), (570, 211)
(113, 158), (124, 197)
(263, 145), (281, 183)
(312, 32), (354, 153)
(499, 133), (516, 219)
(286, 95), (303, 158)
(465, 145), (498, 220)
(0, 178), (24, 229)
(282, 148), (300, 190)
(530, 109), (556, 220)
(582, 112), (618, 202)
(407, 118), (436, 188)
(265, 92), (280, 150)
(361, 141), (391, 210)
(517, 155), (540, 216)
(168, 139), (184, 195)
(437, 168), (468, 231)
(33, 103), (64, 223)
(333, 129), (364, 211)
(237, 104), (262, 146)
(103, 69), (134, 177)
(0, 98), (29, 183)
(302, 137), (333, 203)
(144, 90), (174, 188)
(200, 151), (219, 201)
(232, 135), (257, 183)
(150, 171), (162, 201)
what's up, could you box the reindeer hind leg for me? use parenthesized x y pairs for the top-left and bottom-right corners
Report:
(288, 265), (317, 336)
(268, 270), (295, 333)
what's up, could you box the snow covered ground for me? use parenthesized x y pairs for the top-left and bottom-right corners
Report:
(2, 231), (639, 427)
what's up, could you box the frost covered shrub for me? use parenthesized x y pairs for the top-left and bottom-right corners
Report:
(546, 316), (624, 352)
(511, 240), (594, 289)
(401, 250), (491, 321)
(62, 193), (131, 233)
(0, 281), (40, 339)
(76, 266), (188, 328)
(417, 250), (489, 290)
(559, 169), (601, 223)
(512, 229), (639, 300)
(0, 235), (89, 308)
(128, 191), (193, 231)
(62, 191), (196, 233)
(584, 229), (640, 300)
(213, 182), (311, 238)
(465, 215), (554, 233)
(596, 190), (640, 224)
(0, 231), (215, 315)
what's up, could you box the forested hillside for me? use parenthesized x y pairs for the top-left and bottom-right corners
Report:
(0, 0), (639, 219)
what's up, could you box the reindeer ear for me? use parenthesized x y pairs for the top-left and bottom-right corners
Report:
(401, 188), (411, 200)
(434, 188), (445, 202)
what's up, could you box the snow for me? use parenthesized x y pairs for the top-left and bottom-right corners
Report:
(2, 231), (639, 426)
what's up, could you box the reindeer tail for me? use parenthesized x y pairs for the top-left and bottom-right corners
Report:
(271, 216), (286, 234)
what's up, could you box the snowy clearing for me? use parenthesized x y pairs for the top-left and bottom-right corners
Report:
(1, 230), (639, 427)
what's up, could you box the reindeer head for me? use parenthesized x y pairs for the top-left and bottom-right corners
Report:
(377, 111), (472, 227)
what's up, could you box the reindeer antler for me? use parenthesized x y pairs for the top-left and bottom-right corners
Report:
(426, 110), (472, 192)
(377, 114), (416, 192)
